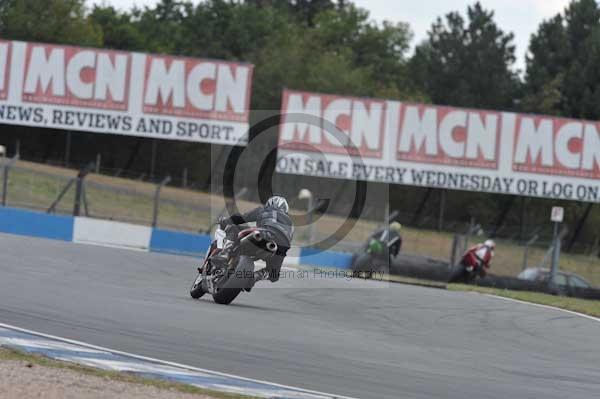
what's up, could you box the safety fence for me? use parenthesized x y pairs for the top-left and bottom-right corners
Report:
(0, 159), (214, 232)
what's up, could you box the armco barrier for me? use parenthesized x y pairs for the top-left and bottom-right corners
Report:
(0, 207), (73, 241)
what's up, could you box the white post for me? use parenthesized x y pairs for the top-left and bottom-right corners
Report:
(549, 207), (564, 288)
(299, 189), (314, 243)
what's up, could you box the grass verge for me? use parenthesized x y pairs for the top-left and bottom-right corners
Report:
(0, 346), (255, 399)
(449, 284), (600, 318)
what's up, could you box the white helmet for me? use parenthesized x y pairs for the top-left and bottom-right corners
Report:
(266, 196), (289, 213)
(484, 239), (496, 250)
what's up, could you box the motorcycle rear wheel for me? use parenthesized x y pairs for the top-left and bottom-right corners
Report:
(212, 256), (255, 304)
(212, 287), (242, 305)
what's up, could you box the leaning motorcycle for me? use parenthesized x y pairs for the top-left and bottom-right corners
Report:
(448, 250), (487, 283)
(351, 235), (392, 278)
(190, 225), (279, 305)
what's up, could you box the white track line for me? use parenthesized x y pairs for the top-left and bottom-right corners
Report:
(482, 294), (600, 323)
(0, 322), (357, 399)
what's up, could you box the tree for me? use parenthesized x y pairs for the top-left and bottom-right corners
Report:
(134, 0), (194, 54)
(0, 0), (101, 46)
(410, 2), (519, 110)
(522, 15), (568, 115)
(525, 0), (600, 120)
(311, 5), (420, 99)
(90, 6), (144, 51)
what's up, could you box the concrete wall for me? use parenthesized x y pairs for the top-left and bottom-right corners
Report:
(0, 207), (73, 241)
(74, 217), (152, 251)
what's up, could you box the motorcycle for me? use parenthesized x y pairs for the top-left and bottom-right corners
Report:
(448, 249), (488, 283)
(351, 233), (397, 278)
(190, 224), (279, 305)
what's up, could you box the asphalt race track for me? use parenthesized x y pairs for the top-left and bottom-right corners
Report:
(0, 233), (598, 399)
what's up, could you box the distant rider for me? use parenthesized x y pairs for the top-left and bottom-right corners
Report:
(367, 221), (403, 259)
(463, 240), (495, 277)
(218, 196), (294, 287)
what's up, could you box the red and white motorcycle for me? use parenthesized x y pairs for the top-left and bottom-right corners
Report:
(448, 241), (495, 283)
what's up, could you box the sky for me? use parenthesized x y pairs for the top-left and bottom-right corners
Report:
(97, 0), (572, 72)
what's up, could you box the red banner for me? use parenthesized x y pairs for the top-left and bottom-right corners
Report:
(279, 90), (386, 159)
(0, 40), (253, 146)
(278, 90), (600, 203)
(142, 54), (252, 122)
(514, 115), (600, 179)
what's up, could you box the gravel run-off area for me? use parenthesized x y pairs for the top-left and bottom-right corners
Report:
(0, 360), (216, 399)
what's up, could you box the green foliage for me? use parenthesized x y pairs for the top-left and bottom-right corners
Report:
(410, 1), (519, 110)
(0, 0), (102, 46)
(524, 0), (600, 119)
(0, 0), (426, 108)
(89, 6), (144, 51)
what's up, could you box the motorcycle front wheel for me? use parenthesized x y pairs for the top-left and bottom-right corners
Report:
(190, 273), (206, 299)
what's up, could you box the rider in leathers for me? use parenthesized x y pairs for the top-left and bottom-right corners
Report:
(463, 240), (495, 277)
(219, 196), (293, 286)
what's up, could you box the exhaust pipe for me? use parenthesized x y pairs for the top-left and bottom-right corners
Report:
(266, 241), (278, 253)
(252, 230), (263, 241)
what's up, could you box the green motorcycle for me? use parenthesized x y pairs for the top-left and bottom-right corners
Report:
(351, 235), (393, 279)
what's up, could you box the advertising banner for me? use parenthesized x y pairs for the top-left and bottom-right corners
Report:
(277, 89), (600, 203)
(0, 40), (253, 145)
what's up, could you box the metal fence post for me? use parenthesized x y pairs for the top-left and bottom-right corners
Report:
(95, 153), (101, 174)
(73, 163), (95, 216)
(549, 225), (569, 289)
(549, 221), (561, 290)
(150, 139), (158, 179)
(2, 155), (19, 207)
(438, 189), (446, 231)
(463, 217), (480, 254)
(1, 164), (7, 206)
(522, 233), (539, 271)
(450, 234), (460, 269)
(65, 131), (72, 168)
(152, 176), (171, 228)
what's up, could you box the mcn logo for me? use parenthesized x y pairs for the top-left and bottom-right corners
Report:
(279, 90), (386, 159)
(143, 55), (252, 122)
(0, 41), (11, 100)
(396, 104), (500, 169)
(514, 116), (600, 179)
(22, 43), (131, 110)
